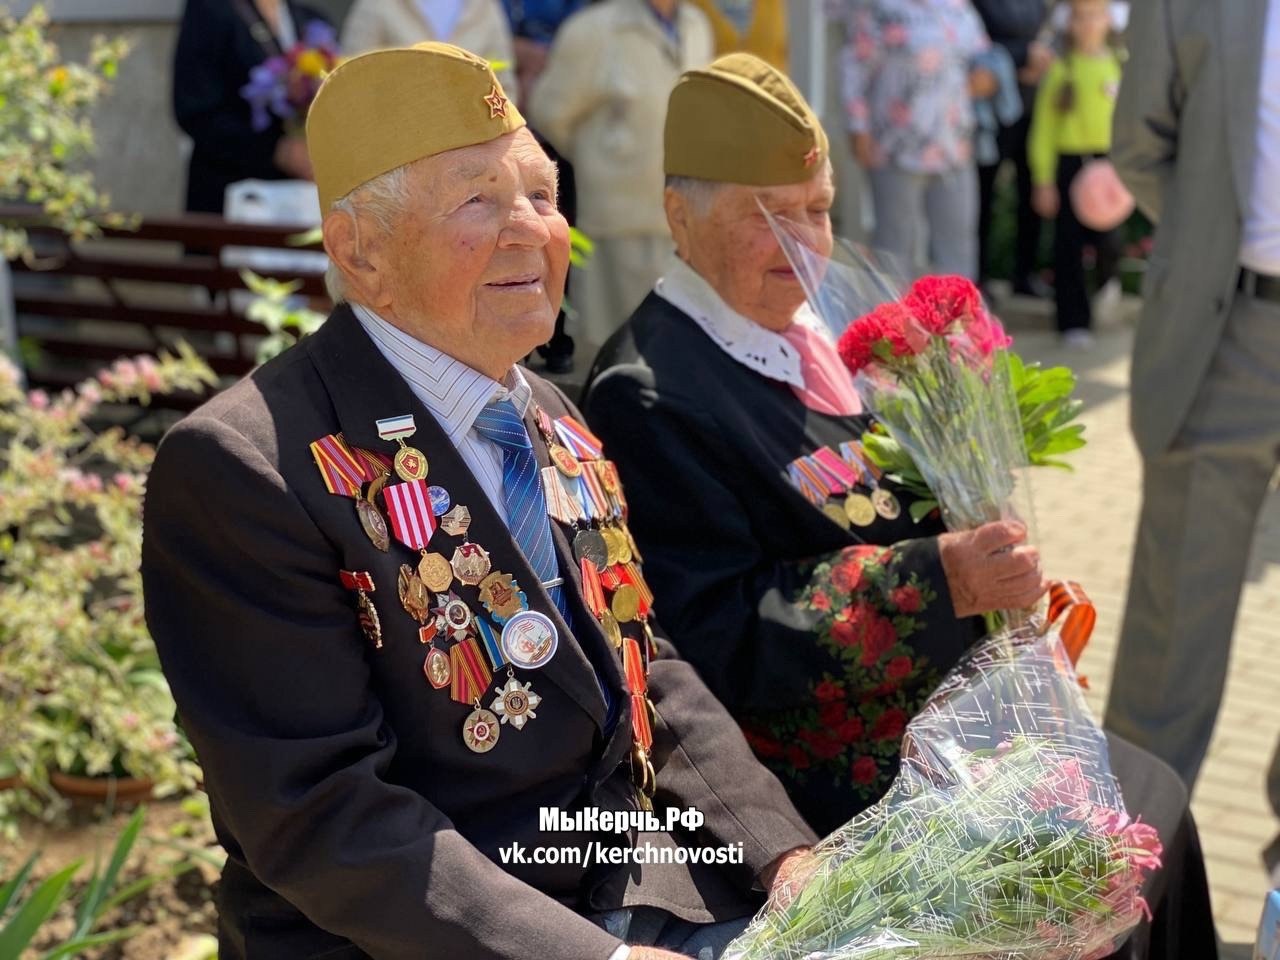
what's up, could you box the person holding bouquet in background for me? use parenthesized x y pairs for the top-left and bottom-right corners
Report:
(583, 54), (1220, 956)
(1028, 0), (1124, 347)
(839, 0), (994, 280)
(584, 53), (1046, 832)
(173, 0), (332, 213)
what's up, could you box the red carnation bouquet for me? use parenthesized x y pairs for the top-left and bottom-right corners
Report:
(720, 218), (1152, 960)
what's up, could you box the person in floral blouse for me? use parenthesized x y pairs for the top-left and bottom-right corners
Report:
(840, 0), (995, 279)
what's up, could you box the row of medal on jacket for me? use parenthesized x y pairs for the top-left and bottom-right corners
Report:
(787, 439), (904, 530)
(534, 411), (661, 811)
(317, 415), (572, 755)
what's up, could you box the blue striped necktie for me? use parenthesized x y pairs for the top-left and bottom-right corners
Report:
(472, 399), (572, 623)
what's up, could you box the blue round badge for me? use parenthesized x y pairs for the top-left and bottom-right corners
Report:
(500, 611), (559, 670)
(428, 485), (452, 516)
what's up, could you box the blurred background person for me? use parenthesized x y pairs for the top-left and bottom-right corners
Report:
(1028, 0), (1122, 347)
(973, 0), (1053, 298)
(528, 0), (713, 365)
(686, 0), (788, 69)
(1105, 0), (1280, 799)
(501, 0), (586, 101)
(173, 0), (330, 213)
(340, 0), (518, 97)
(840, 0), (994, 279)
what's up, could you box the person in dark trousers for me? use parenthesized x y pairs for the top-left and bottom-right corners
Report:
(973, 0), (1053, 296)
(1029, 0), (1122, 346)
(173, 0), (328, 214)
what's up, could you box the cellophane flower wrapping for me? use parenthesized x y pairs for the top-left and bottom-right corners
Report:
(764, 214), (1036, 540)
(725, 626), (1160, 960)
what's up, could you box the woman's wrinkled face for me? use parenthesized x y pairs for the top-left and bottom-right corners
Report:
(329, 128), (570, 378)
(666, 167), (835, 332)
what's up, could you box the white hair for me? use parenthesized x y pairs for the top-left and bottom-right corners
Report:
(664, 175), (727, 217)
(323, 162), (414, 303)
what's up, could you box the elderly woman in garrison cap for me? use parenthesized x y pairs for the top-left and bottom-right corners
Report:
(580, 53), (1219, 957)
(141, 43), (817, 960)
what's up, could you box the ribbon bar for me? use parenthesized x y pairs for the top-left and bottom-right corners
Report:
(376, 414), (417, 441)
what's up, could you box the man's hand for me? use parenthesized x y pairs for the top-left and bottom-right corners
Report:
(968, 66), (998, 99)
(629, 950), (689, 959)
(850, 132), (884, 170)
(273, 135), (313, 180)
(1033, 183), (1060, 219)
(760, 846), (818, 912)
(938, 521), (1048, 618)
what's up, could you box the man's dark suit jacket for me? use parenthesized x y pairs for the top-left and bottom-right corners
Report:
(141, 304), (814, 959)
(172, 0), (326, 213)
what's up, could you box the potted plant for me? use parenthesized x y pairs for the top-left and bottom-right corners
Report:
(0, 348), (216, 819)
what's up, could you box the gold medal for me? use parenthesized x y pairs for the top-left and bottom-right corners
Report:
(612, 525), (634, 565)
(451, 542), (492, 586)
(601, 527), (622, 567)
(440, 504), (472, 537)
(423, 647), (450, 689)
(549, 444), (583, 478)
(462, 707), (501, 753)
(601, 609), (623, 649)
(844, 493), (876, 527)
(490, 676), (541, 730)
(393, 444), (428, 482)
(356, 592), (382, 648)
(872, 488), (902, 520)
(478, 571), (527, 623)
(397, 564), (432, 623)
(356, 498), (390, 552)
(418, 552), (454, 593)
(611, 583), (641, 623)
(823, 502), (852, 530)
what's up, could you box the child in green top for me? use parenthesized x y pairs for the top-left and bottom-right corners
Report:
(1028, 0), (1124, 345)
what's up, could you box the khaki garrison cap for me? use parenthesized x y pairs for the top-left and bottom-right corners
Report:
(307, 42), (525, 212)
(664, 52), (829, 186)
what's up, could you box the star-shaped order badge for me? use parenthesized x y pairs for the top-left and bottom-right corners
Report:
(491, 676), (540, 730)
(432, 590), (475, 642)
(483, 84), (509, 119)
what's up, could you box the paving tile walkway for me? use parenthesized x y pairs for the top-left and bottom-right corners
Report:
(1012, 319), (1280, 950)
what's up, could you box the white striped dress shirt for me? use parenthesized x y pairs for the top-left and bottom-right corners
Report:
(353, 304), (532, 526)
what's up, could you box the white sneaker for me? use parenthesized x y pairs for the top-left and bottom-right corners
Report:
(1061, 328), (1096, 349)
(1093, 278), (1124, 327)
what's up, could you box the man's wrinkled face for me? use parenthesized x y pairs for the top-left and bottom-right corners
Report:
(330, 128), (569, 378)
(666, 167), (835, 332)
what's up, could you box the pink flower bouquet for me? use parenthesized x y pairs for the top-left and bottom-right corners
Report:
(725, 632), (1161, 960)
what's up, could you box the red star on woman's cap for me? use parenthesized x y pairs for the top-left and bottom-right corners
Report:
(483, 85), (509, 119)
(803, 145), (821, 167)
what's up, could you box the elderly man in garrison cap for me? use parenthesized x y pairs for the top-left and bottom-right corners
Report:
(580, 54), (1220, 955)
(141, 43), (816, 960)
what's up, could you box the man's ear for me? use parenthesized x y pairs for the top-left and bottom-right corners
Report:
(664, 187), (692, 262)
(323, 209), (385, 307)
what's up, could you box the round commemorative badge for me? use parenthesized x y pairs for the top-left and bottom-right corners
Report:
(500, 610), (559, 670)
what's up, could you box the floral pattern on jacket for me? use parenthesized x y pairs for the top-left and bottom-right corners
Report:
(740, 543), (953, 808)
(839, 0), (991, 173)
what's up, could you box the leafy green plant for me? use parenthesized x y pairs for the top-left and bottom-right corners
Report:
(861, 355), (1086, 523)
(0, 4), (132, 262)
(0, 807), (157, 958)
(241, 269), (326, 364)
(0, 347), (216, 826)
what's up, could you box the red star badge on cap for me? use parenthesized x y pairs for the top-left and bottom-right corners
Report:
(483, 85), (509, 119)
(803, 145), (821, 168)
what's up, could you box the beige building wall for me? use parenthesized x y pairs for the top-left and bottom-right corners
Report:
(17, 0), (355, 218)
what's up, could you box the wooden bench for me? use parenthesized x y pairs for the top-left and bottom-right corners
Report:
(4, 206), (330, 410)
